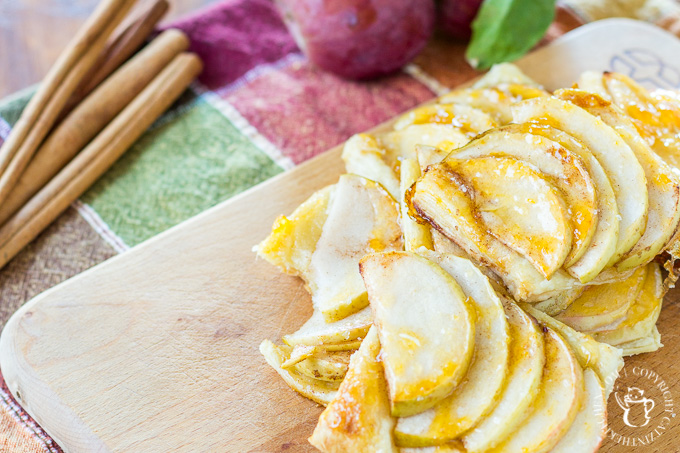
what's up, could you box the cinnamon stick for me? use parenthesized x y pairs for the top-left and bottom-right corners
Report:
(63, 0), (170, 115)
(0, 29), (189, 227)
(0, 53), (203, 269)
(0, 0), (138, 207)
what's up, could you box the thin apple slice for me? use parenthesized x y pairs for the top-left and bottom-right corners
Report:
(380, 124), (470, 164)
(592, 263), (664, 346)
(393, 103), (497, 136)
(316, 341), (362, 352)
(430, 230), (467, 257)
(427, 231), (506, 292)
(257, 173), (401, 323)
(551, 368), (607, 453)
(520, 123), (619, 283)
(308, 174), (403, 322)
(618, 325), (662, 356)
(260, 340), (339, 406)
(416, 144), (449, 171)
(461, 298), (544, 453)
(450, 156), (572, 278)
(309, 327), (398, 453)
(523, 304), (623, 398)
(533, 287), (585, 316)
(602, 71), (680, 172)
(256, 184), (333, 276)
(395, 250), (510, 446)
(342, 127), (471, 200)
(400, 445), (462, 453)
(589, 266), (635, 284)
(577, 70), (611, 99)
(488, 327), (584, 453)
(281, 344), (317, 368)
(451, 124), (598, 268)
(283, 306), (372, 347)
(359, 251), (475, 417)
(295, 349), (353, 382)
(408, 156), (579, 302)
(556, 264), (647, 332)
(556, 88), (680, 271)
(513, 96), (648, 265)
(342, 133), (401, 198)
(282, 343), (359, 369)
(439, 83), (548, 124)
(401, 158), (433, 252)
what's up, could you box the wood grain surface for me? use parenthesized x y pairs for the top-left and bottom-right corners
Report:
(0, 0), (218, 98)
(2, 19), (680, 453)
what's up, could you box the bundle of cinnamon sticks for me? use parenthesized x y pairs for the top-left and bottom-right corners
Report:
(0, 0), (202, 269)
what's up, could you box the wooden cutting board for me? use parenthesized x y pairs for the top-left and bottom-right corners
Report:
(3, 19), (680, 453)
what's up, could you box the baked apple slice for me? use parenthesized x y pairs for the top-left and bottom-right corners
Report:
(308, 174), (402, 322)
(556, 264), (647, 332)
(577, 70), (611, 99)
(260, 340), (339, 406)
(256, 184), (333, 276)
(359, 251), (475, 417)
(294, 349), (353, 382)
(395, 250), (510, 446)
(592, 263), (664, 346)
(309, 327), (397, 452)
(450, 124), (598, 269)
(451, 156), (573, 278)
(380, 124), (469, 165)
(550, 368), (607, 453)
(342, 134), (401, 198)
(342, 126), (470, 200)
(556, 88), (680, 271)
(488, 327), (584, 453)
(393, 103), (497, 136)
(439, 83), (548, 124)
(408, 154), (579, 302)
(618, 325), (662, 356)
(416, 144), (449, 170)
(601, 71), (680, 172)
(533, 287), (585, 316)
(521, 124), (620, 283)
(283, 306), (372, 347)
(461, 298), (544, 453)
(425, 227), (507, 292)
(513, 96), (648, 265)
(523, 304), (623, 397)
(400, 158), (433, 252)
(257, 173), (401, 323)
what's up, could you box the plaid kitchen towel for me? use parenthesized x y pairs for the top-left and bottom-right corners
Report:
(0, 0), (674, 451)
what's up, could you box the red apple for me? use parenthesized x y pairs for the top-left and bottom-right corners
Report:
(274, 0), (436, 80)
(438, 0), (484, 41)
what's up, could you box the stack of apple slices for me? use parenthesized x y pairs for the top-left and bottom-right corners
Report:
(255, 161), (622, 452)
(258, 173), (402, 404)
(305, 249), (622, 452)
(555, 262), (664, 356)
(255, 64), (680, 452)
(408, 89), (680, 303)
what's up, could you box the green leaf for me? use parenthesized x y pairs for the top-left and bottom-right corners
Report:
(466, 0), (556, 70)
